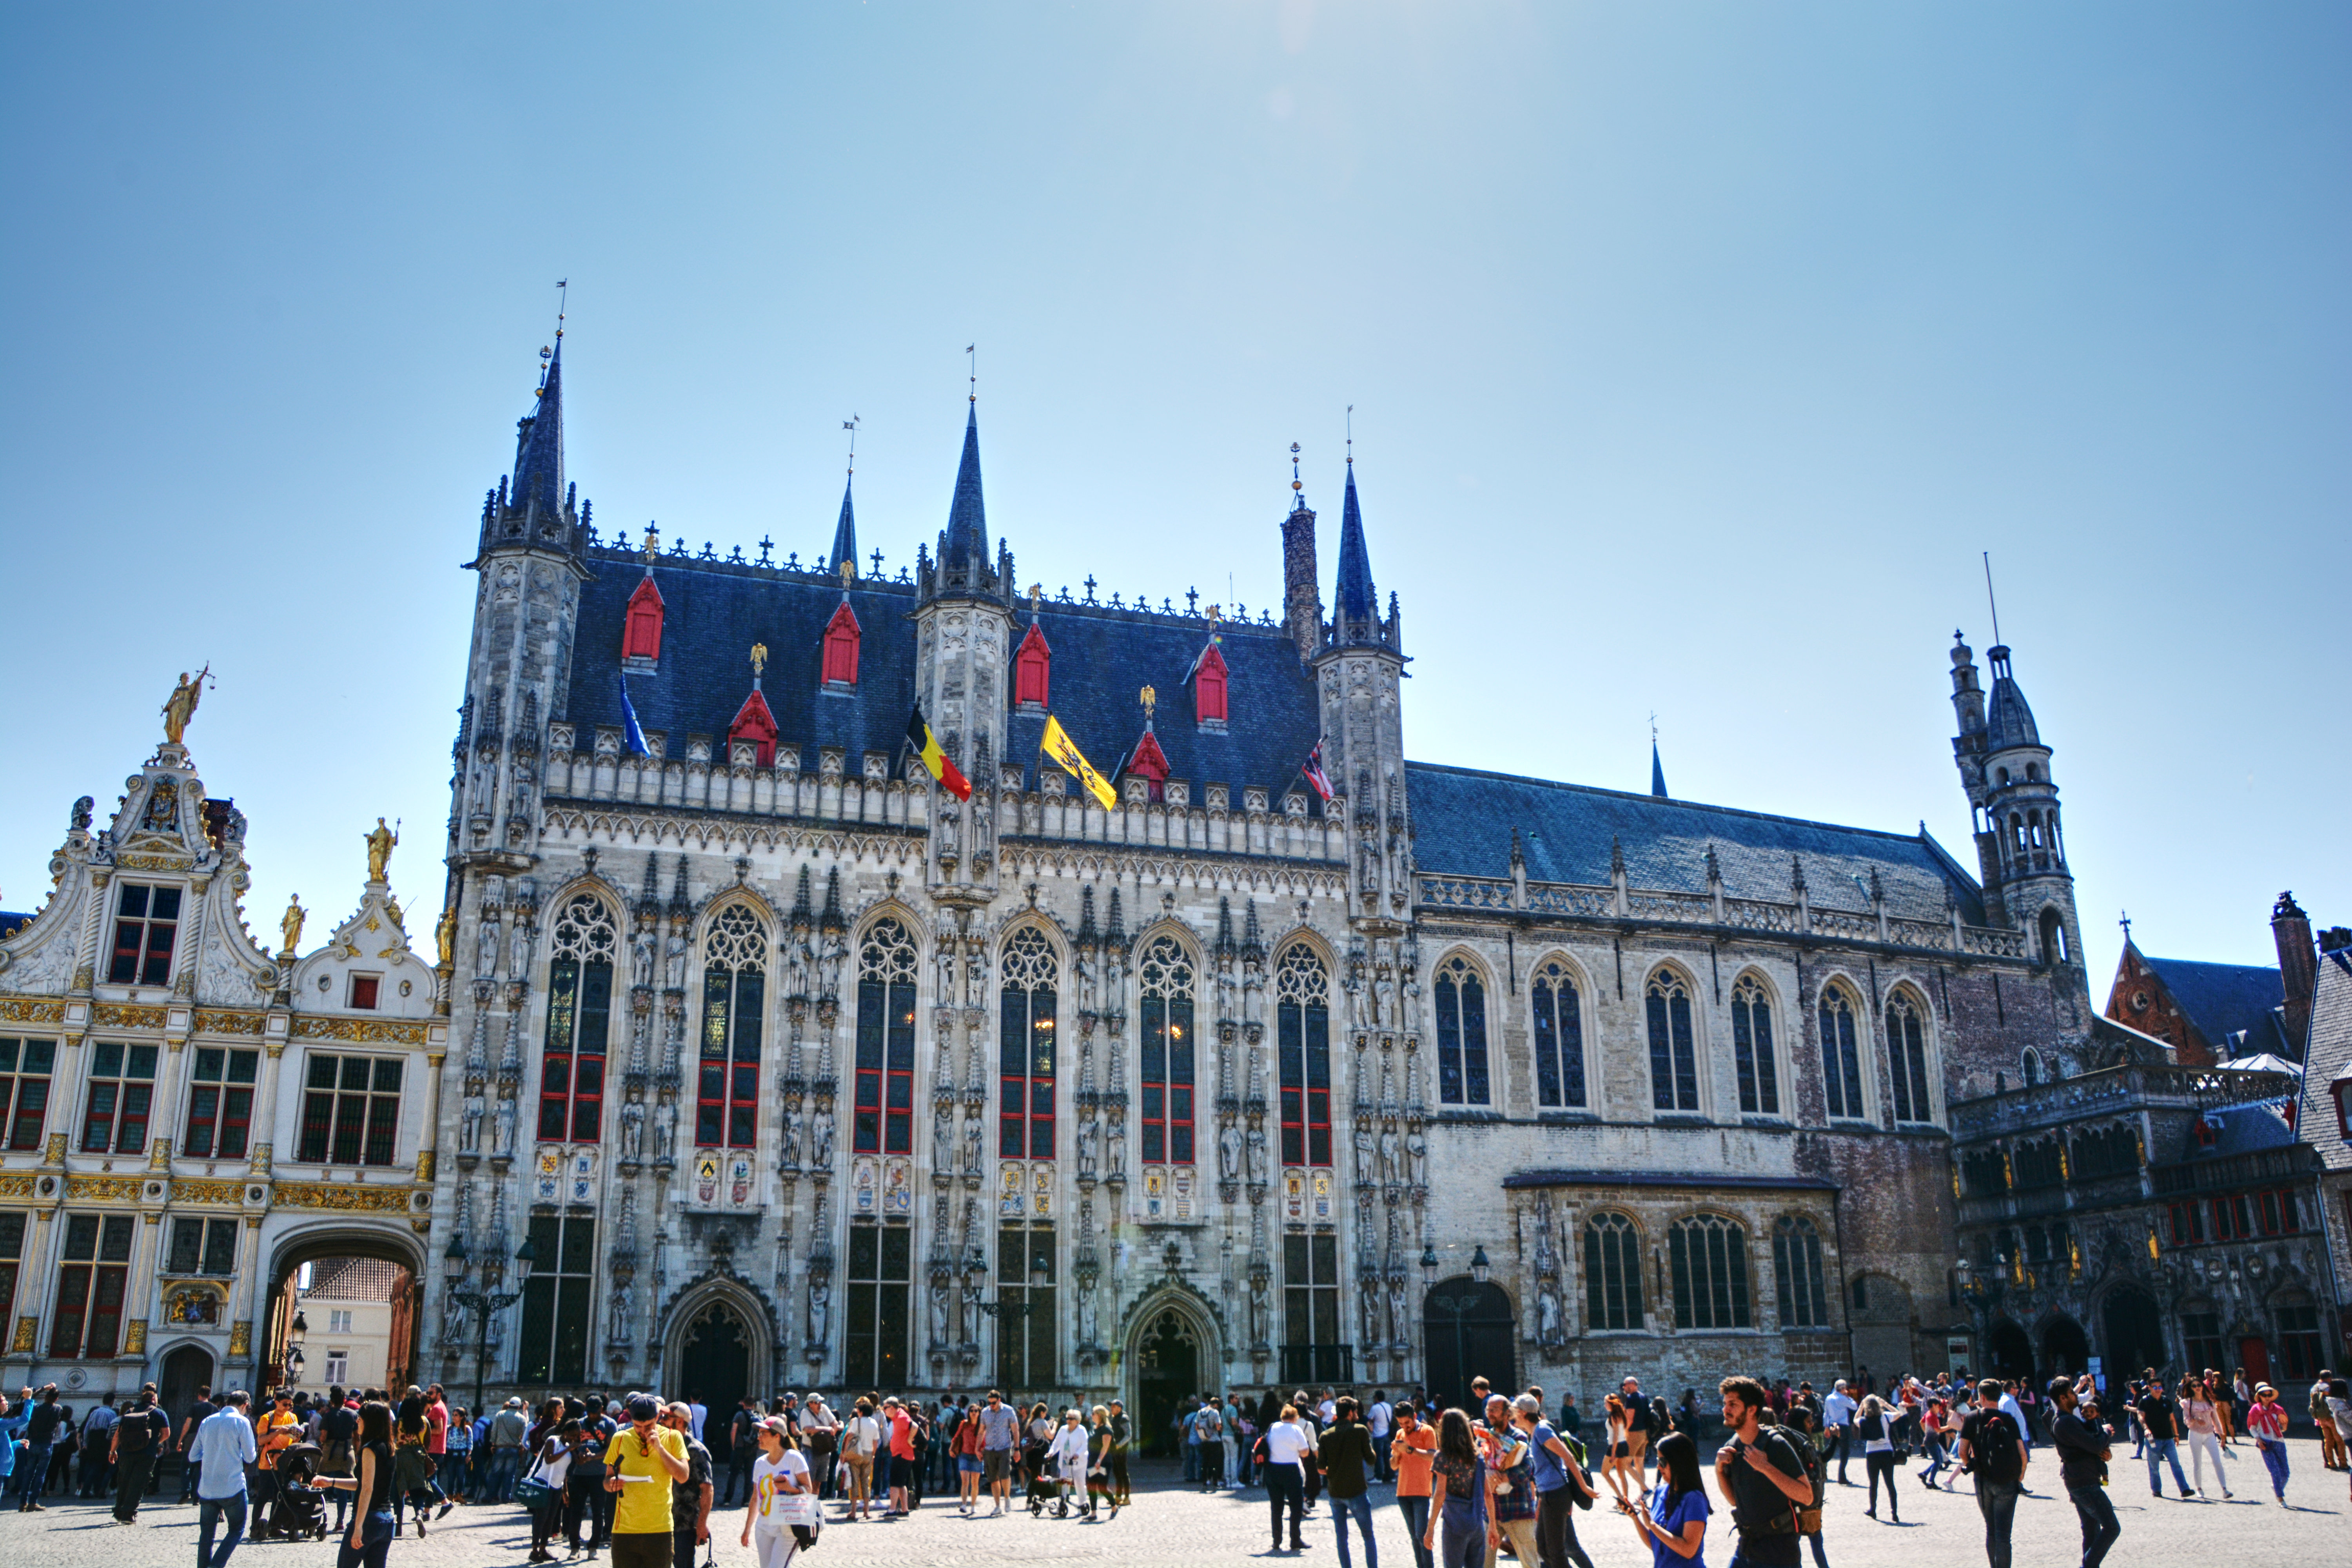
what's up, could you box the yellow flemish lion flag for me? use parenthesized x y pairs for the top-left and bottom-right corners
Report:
(1040, 714), (1118, 810)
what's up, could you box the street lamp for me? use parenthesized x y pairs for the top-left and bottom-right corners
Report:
(1469, 1246), (1490, 1285)
(285, 1309), (309, 1386)
(448, 1235), (536, 1417)
(1420, 1244), (1438, 1292)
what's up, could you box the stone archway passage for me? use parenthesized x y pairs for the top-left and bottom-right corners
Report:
(679, 1305), (753, 1466)
(1131, 1306), (1202, 1459)
(1987, 1319), (2035, 1384)
(2042, 1315), (2091, 1378)
(1423, 1278), (1514, 1417)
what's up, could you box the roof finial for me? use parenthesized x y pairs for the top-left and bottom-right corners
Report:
(1982, 550), (2002, 648)
(966, 343), (976, 404)
(844, 414), (859, 476)
(1027, 583), (1042, 617)
(1290, 441), (1303, 495)
(554, 277), (567, 343)
(749, 642), (767, 688)
(1141, 685), (1156, 725)
(2119, 909), (2132, 943)
(1345, 404), (1354, 465)
(641, 522), (659, 569)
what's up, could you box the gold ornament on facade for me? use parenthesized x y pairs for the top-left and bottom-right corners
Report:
(413, 1149), (435, 1183)
(274, 1181), (414, 1214)
(279, 895), (306, 956)
(0, 999), (65, 1024)
(434, 903), (457, 969)
(10, 1316), (35, 1354)
(364, 818), (399, 882)
(228, 1320), (251, 1357)
(172, 1179), (242, 1206)
(122, 1318), (147, 1354)
(292, 1016), (428, 1045)
(65, 1176), (144, 1201)
(161, 668), (207, 746)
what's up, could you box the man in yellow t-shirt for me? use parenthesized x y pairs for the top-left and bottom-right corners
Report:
(603, 1394), (691, 1568)
(255, 1390), (303, 1539)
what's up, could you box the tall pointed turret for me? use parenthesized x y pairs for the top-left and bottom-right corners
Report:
(1650, 739), (1668, 799)
(1333, 464), (1377, 636)
(510, 338), (566, 527)
(829, 473), (858, 578)
(941, 406), (988, 573)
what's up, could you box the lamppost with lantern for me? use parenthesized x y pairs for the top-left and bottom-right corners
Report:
(970, 1241), (1053, 1388)
(445, 1232), (536, 1417)
(283, 1308), (309, 1390)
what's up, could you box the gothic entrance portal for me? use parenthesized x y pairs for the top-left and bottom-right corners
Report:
(1423, 1278), (1515, 1417)
(1132, 1306), (1201, 1459)
(2101, 1287), (2165, 1377)
(678, 1304), (753, 1467)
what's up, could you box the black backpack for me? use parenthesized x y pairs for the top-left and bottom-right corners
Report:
(1971, 1411), (2024, 1483)
(116, 1407), (154, 1453)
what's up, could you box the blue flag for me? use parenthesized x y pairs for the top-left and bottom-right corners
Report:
(618, 671), (649, 756)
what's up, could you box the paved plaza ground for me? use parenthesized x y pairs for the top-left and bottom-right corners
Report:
(4, 1441), (2343, 1568)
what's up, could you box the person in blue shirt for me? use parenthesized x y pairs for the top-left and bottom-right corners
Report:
(1625, 1430), (1708, 1568)
(191, 1390), (260, 1568)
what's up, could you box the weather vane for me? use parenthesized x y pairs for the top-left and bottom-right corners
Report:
(1346, 404), (1354, 465)
(843, 414), (859, 475)
(966, 344), (976, 403)
(1290, 441), (1302, 496)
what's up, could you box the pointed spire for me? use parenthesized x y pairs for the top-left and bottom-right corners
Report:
(820, 866), (846, 933)
(829, 474), (857, 579)
(1333, 461), (1378, 637)
(510, 338), (566, 525)
(941, 405), (989, 573)
(791, 865), (814, 927)
(1650, 738), (1668, 799)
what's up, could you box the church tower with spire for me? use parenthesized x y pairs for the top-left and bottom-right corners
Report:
(1312, 455), (1413, 932)
(1949, 631), (2085, 992)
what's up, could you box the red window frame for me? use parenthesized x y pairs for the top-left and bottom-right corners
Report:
(49, 1214), (133, 1359)
(107, 883), (180, 986)
(999, 979), (1056, 1160)
(1014, 622), (1051, 708)
(297, 1054), (404, 1166)
(80, 1042), (157, 1154)
(1278, 993), (1331, 1167)
(697, 965), (762, 1149)
(622, 575), (665, 661)
(821, 601), (861, 686)
(1140, 989), (1195, 1164)
(854, 968), (916, 1156)
(540, 954), (613, 1145)
(0, 1038), (55, 1151)
(348, 975), (380, 1010)
(182, 1046), (258, 1159)
(1194, 643), (1228, 724)
(2169, 1200), (2205, 1247)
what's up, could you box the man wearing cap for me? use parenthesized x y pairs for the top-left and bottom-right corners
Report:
(603, 1395), (691, 1568)
(723, 1396), (760, 1509)
(663, 1403), (714, 1568)
(800, 1394), (840, 1501)
(487, 1396), (530, 1504)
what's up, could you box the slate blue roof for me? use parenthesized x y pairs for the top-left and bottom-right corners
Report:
(2187, 1098), (2298, 1158)
(510, 339), (565, 525)
(1406, 762), (1987, 924)
(0, 911), (33, 942)
(1984, 646), (2040, 751)
(2296, 949), (2352, 1170)
(560, 548), (1329, 807)
(2140, 954), (2289, 1058)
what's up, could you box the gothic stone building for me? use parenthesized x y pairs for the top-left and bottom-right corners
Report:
(0, 733), (445, 1416)
(418, 339), (2125, 1439)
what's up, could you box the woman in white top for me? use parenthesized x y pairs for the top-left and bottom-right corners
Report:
(740, 1416), (816, 1568)
(1858, 1395), (1900, 1523)
(1263, 1404), (1315, 1551)
(1045, 1409), (1092, 1519)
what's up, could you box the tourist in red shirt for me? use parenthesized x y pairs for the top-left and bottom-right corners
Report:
(424, 1383), (455, 1519)
(884, 1397), (915, 1518)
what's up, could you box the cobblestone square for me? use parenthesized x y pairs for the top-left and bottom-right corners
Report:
(4, 1441), (2342, 1568)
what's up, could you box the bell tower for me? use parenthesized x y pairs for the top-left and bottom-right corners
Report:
(1949, 632), (2083, 984)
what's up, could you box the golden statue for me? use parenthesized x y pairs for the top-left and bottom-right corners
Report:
(161, 668), (206, 745)
(386, 893), (405, 929)
(434, 902), (457, 969)
(279, 895), (305, 956)
(750, 642), (768, 680)
(364, 817), (399, 882)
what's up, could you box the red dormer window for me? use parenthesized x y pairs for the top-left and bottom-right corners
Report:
(822, 601), (860, 687)
(1014, 622), (1051, 709)
(622, 575), (665, 662)
(1194, 643), (1229, 726)
(729, 691), (779, 768)
(1126, 728), (1171, 804)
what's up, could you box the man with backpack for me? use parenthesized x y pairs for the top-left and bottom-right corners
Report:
(1712, 1377), (1813, 1568)
(721, 1397), (759, 1508)
(1195, 1396), (1227, 1491)
(110, 1384), (171, 1523)
(1956, 1378), (2028, 1568)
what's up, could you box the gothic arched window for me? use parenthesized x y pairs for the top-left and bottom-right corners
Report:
(1275, 944), (1332, 1167)
(1772, 1216), (1829, 1329)
(1887, 990), (1934, 1125)
(1139, 936), (1196, 1164)
(1731, 975), (1779, 1116)
(540, 894), (617, 1144)
(1670, 1214), (1752, 1330)
(999, 927), (1058, 1160)
(854, 918), (920, 1156)
(1817, 983), (1866, 1120)
(1434, 955), (1491, 1107)
(1583, 1211), (1643, 1331)
(1531, 960), (1586, 1109)
(1646, 969), (1700, 1112)
(696, 905), (767, 1148)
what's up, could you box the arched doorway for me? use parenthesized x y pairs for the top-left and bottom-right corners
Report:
(1131, 1305), (1202, 1458)
(2100, 1286), (2165, 1380)
(678, 1304), (752, 1468)
(2042, 1315), (2091, 1378)
(262, 1227), (423, 1397)
(1423, 1278), (1514, 1416)
(160, 1343), (214, 1428)
(1986, 1319), (2034, 1384)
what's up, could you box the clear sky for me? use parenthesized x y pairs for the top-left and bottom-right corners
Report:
(2, 3), (2344, 992)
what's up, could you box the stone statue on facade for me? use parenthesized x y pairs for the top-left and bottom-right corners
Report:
(476, 917), (501, 981)
(933, 1106), (953, 1174)
(508, 920), (532, 984)
(930, 1288), (950, 1348)
(1246, 1123), (1268, 1183)
(1077, 1117), (1099, 1176)
(619, 1098), (645, 1159)
(492, 1096), (517, 1156)
(1076, 1287), (1098, 1348)
(807, 1278), (830, 1347)
(631, 926), (657, 989)
(1105, 1108), (1125, 1178)
(1387, 1277), (1408, 1346)
(1536, 1282), (1564, 1347)
(1352, 1123), (1373, 1184)
(779, 1105), (803, 1168)
(1405, 1128), (1426, 1187)
(1218, 1121), (1241, 1182)
(964, 1111), (983, 1175)
(655, 1102), (677, 1162)
(161, 670), (204, 745)
(811, 1107), (834, 1168)
(665, 931), (689, 991)
(461, 1092), (485, 1154)
(1378, 1123), (1399, 1185)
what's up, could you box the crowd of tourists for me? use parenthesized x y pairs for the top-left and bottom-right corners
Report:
(4, 1360), (2343, 1568)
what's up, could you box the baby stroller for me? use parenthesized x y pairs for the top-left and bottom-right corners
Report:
(1022, 1437), (1058, 1515)
(267, 1443), (330, 1541)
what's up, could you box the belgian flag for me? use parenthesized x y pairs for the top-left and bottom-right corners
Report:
(906, 704), (973, 800)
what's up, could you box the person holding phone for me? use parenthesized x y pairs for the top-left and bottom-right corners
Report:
(1623, 1430), (1707, 1566)
(603, 1395), (690, 1568)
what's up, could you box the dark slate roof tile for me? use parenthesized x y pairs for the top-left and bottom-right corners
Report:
(1405, 762), (1985, 924)
(2140, 956), (2286, 1055)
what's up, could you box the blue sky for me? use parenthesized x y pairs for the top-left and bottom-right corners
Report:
(2, 3), (2345, 991)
